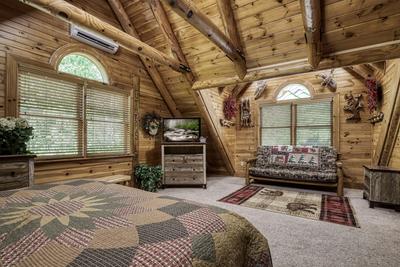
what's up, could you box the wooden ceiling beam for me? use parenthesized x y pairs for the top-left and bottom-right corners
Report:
(300, 0), (322, 69)
(344, 64), (373, 80)
(107, 0), (181, 117)
(216, 0), (246, 79)
(149, 0), (235, 175)
(19, 0), (191, 74)
(147, 0), (195, 85)
(160, 0), (247, 80)
(231, 83), (251, 99)
(192, 40), (400, 90)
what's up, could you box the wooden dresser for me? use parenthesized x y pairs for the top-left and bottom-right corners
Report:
(162, 142), (206, 188)
(363, 165), (400, 211)
(0, 155), (36, 191)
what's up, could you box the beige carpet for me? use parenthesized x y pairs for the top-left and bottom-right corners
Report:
(160, 176), (400, 267)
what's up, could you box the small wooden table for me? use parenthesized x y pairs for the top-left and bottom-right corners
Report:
(363, 165), (400, 211)
(0, 155), (36, 191)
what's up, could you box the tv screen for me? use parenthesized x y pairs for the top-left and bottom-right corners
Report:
(163, 118), (201, 142)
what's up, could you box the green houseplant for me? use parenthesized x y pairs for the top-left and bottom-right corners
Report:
(0, 117), (34, 155)
(134, 164), (162, 192)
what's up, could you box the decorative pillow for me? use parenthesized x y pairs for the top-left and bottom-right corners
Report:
(286, 152), (319, 167)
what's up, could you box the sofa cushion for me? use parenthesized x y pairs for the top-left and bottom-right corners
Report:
(255, 145), (337, 172)
(249, 166), (337, 183)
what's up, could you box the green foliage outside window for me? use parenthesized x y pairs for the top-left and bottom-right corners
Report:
(58, 54), (105, 82)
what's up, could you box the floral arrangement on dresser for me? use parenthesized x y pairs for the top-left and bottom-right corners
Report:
(0, 117), (33, 155)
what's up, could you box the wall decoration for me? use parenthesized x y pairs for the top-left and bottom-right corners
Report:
(223, 95), (237, 120)
(254, 80), (267, 100)
(317, 69), (337, 91)
(220, 119), (235, 128)
(142, 112), (161, 136)
(366, 77), (384, 124)
(240, 98), (253, 128)
(344, 93), (363, 122)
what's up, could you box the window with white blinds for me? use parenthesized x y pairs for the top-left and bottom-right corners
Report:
(261, 104), (291, 146)
(296, 101), (332, 146)
(18, 66), (131, 158)
(260, 100), (332, 146)
(19, 67), (83, 156)
(86, 87), (130, 155)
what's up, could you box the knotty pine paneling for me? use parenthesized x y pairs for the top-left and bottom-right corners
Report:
(0, 0), (172, 184)
(372, 59), (400, 169)
(210, 68), (373, 188)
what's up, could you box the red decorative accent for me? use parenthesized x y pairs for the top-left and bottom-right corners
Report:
(218, 185), (262, 204)
(366, 78), (378, 113)
(223, 96), (237, 120)
(319, 195), (358, 227)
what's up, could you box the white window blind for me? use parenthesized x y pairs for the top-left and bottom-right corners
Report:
(261, 104), (291, 145)
(296, 101), (332, 145)
(18, 67), (82, 156)
(86, 86), (130, 155)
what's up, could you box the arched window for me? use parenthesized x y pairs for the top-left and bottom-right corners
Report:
(58, 53), (108, 83)
(276, 83), (311, 101)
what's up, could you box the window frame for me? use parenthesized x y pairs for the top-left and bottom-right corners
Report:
(259, 81), (334, 147)
(57, 52), (109, 84)
(6, 54), (136, 161)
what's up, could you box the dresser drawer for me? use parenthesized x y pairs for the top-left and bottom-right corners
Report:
(164, 165), (204, 172)
(164, 154), (203, 164)
(164, 171), (204, 184)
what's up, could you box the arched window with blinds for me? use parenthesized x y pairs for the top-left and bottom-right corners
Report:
(260, 83), (332, 146)
(17, 54), (131, 158)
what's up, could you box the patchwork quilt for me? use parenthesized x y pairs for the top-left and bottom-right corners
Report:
(0, 180), (272, 267)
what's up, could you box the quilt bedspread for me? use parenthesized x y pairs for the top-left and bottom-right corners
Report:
(0, 180), (272, 267)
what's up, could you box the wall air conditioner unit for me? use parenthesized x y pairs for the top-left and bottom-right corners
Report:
(70, 25), (119, 54)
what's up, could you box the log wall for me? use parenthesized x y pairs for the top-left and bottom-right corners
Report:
(372, 60), (400, 169)
(213, 68), (373, 188)
(0, 0), (171, 184)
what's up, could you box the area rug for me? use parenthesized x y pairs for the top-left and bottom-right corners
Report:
(219, 185), (359, 227)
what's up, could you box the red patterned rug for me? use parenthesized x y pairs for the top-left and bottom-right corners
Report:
(219, 185), (359, 228)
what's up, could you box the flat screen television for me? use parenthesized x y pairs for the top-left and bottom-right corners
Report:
(163, 118), (201, 142)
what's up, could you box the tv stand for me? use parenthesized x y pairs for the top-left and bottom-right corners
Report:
(161, 142), (206, 188)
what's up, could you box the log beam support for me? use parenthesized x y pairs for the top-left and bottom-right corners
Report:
(107, 0), (181, 116)
(300, 0), (322, 69)
(18, 0), (190, 74)
(216, 0), (246, 79)
(150, 0), (236, 174)
(161, 0), (247, 79)
(192, 40), (400, 90)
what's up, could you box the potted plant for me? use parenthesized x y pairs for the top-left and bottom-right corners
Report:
(0, 117), (35, 190)
(134, 164), (162, 192)
(0, 117), (34, 155)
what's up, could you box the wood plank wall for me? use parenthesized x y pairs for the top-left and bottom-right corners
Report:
(373, 59), (400, 168)
(0, 0), (171, 184)
(212, 68), (372, 188)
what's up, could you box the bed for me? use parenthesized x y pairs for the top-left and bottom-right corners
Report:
(0, 180), (272, 267)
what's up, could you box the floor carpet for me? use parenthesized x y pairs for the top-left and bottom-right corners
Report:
(160, 176), (400, 267)
(219, 184), (359, 227)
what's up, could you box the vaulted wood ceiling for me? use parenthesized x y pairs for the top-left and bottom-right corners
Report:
(122, 0), (400, 101)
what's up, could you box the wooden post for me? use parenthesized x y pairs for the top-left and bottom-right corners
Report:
(18, 0), (191, 74)
(161, 0), (247, 79)
(107, 0), (182, 117)
(300, 0), (322, 69)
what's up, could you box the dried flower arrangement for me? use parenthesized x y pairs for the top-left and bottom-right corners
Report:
(223, 96), (237, 120)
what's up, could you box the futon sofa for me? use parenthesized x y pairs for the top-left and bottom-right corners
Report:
(246, 145), (344, 196)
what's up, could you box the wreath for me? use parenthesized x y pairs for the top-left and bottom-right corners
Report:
(142, 112), (161, 136)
